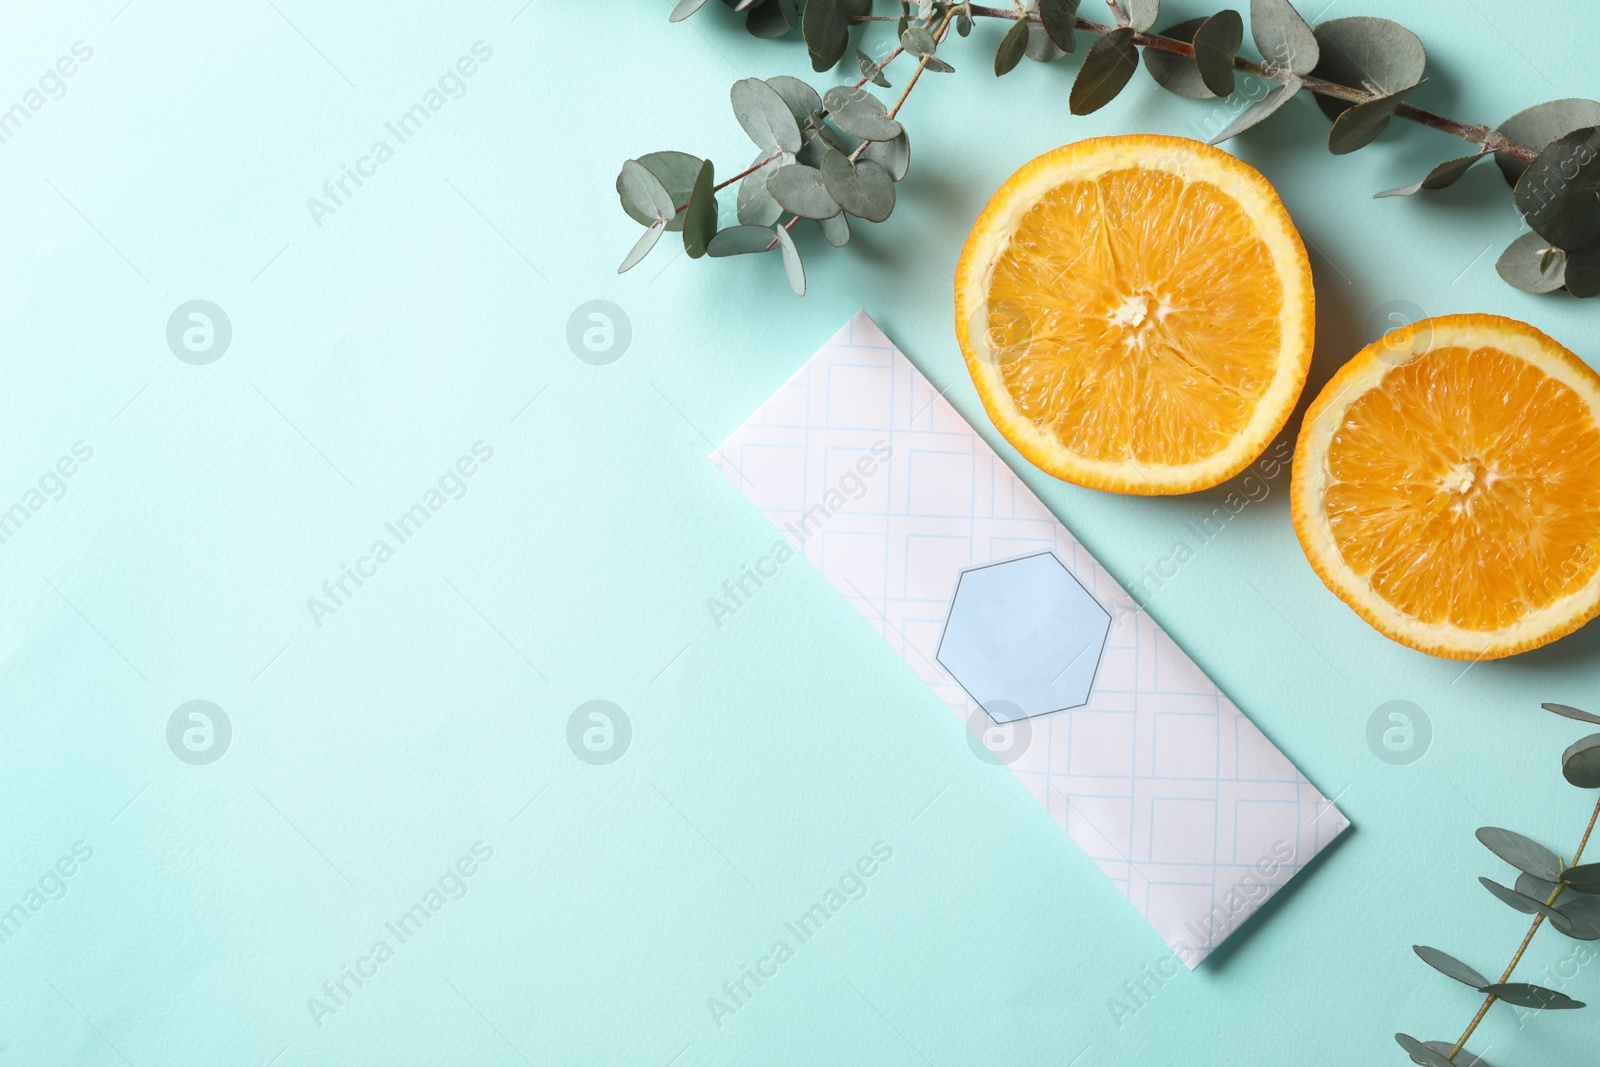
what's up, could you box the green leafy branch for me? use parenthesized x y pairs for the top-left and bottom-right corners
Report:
(622, 0), (1600, 297)
(1396, 702), (1600, 1066)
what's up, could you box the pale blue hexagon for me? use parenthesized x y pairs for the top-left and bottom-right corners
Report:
(936, 552), (1111, 724)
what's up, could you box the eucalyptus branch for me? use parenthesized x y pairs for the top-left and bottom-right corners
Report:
(1396, 701), (1600, 1066)
(622, 1), (1600, 297)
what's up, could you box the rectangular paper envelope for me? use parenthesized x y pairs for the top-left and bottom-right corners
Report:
(710, 311), (1348, 966)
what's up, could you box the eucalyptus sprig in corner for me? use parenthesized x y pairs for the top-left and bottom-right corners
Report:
(1396, 702), (1600, 1066)
(621, 0), (1600, 297)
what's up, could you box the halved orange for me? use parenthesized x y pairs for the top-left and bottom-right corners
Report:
(1292, 314), (1600, 660)
(955, 135), (1314, 495)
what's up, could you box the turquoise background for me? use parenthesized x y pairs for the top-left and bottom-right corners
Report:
(4, 0), (1599, 1063)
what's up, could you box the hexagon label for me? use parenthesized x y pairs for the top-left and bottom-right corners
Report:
(936, 552), (1111, 724)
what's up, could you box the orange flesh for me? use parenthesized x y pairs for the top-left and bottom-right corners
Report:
(985, 167), (1285, 465)
(1325, 345), (1600, 630)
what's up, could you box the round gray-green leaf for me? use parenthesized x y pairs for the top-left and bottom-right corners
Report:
(707, 225), (779, 257)
(1495, 232), (1567, 294)
(670, 0), (711, 22)
(1193, 10), (1242, 98)
(994, 17), (1029, 76)
(1071, 28), (1139, 115)
(1110, 0), (1160, 32)
(618, 159), (676, 227)
(767, 162), (842, 218)
(1480, 876), (1561, 919)
(1479, 983), (1585, 1010)
(1025, 24), (1065, 63)
(766, 75), (823, 126)
(818, 211), (850, 246)
(922, 55), (955, 73)
(1412, 945), (1488, 990)
(862, 129), (910, 181)
(1565, 240), (1600, 299)
(1543, 702), (1600, 726)
(901, 26), (936, 57)
(1310, 17), (1426, 123)
(1496, 98), (1600, 186)
(737, 160), (784, 226)
(617, 220), (664, 274)
(1477, 827), (1563, 881)
(821, 150), (896, 222)
(1550, 889), (1600, 940)
(682, 159), (718, 259)
(1375, 150), (1489, 197)
(746, 0), (794, 39)
(1563, 732), (1600, 787)
(1563, 862), (1600, 893)
(856, 49), (891, 87)
(1394, 1035), (1457, 1067)
(1040, 0), (1080, 52)
(803, 0), (849, 71)
(1513, 127), (1600, 249)
(1210, 75), (1301, 143)
(1327, 92), (1409, 154)
(733, 78), (804, 154)
(625, 151), (703, 232)
(773, 223), (805, 296)
(1251, 0), (1318, 76)
(823, 85), (903, 141)
(1143, 19), (1213, 99)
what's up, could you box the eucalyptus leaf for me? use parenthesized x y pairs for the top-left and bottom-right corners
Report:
(617, 159), (676, 226)
(1513, 127), (1600, 249)
(773, 223), (805, 295)
(1327, 91), (1410, 154)
(1071, 27), (1139, 115)
(1562, 862), (1600, 893)
(823, 85), (904, 140)
(802, 0), (850, 71)
(682, 159), (718, 259)
(862, 129), (911, 181)
(707, 225), (779, 256)
(1394, 1035), (1456, 1067)
(1479, 982), (1586, 1010)
(1515, 871), (1559, 901)
(669, 0), (711, 22)
(1412, 945), (1489, 990)
(923, 55), (955, 73)
(1562, 732), (1600, 787)
(1025, 24), (1066, 63)
(766, 75), (823, 127)
(737, 157), (784, 226)
(1040, 0), (1080, 52)
(901, 26), (936, 57)
(1375, 150), (1489, 197)
(767, 162), (843, 218)
(957, 8), (973, 36)
(1481, 877), (1562, 919)
(732, 78), (804, 154)
(1210, 75), (1301, 143)
(856, 49), (891, 87)
(1250, 0), (1318, 76)
(1495, 232), (1568, 293)
(1564, 239), (1600, 299)
(821, 149), (896, 221)
(1143, 19), (1213, 99)
(1543, 702), (1600, 726)
(622, 152), (703, 233)
(1550, 889), (1600, 940)
(1477, 827), (1564, 881)
(1109, 0), (1159, 32)
(746, 0), (794, 38)
(1309, 17), (1426, 123)
(1193, 10), (1242, 98)
(1496, 98), (1600, 186)
(818, 211), (850, 246)
(995, 17), (1029, 76)
(1422, 1044), (1491, 1067)
(618, 220), (665, 273)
